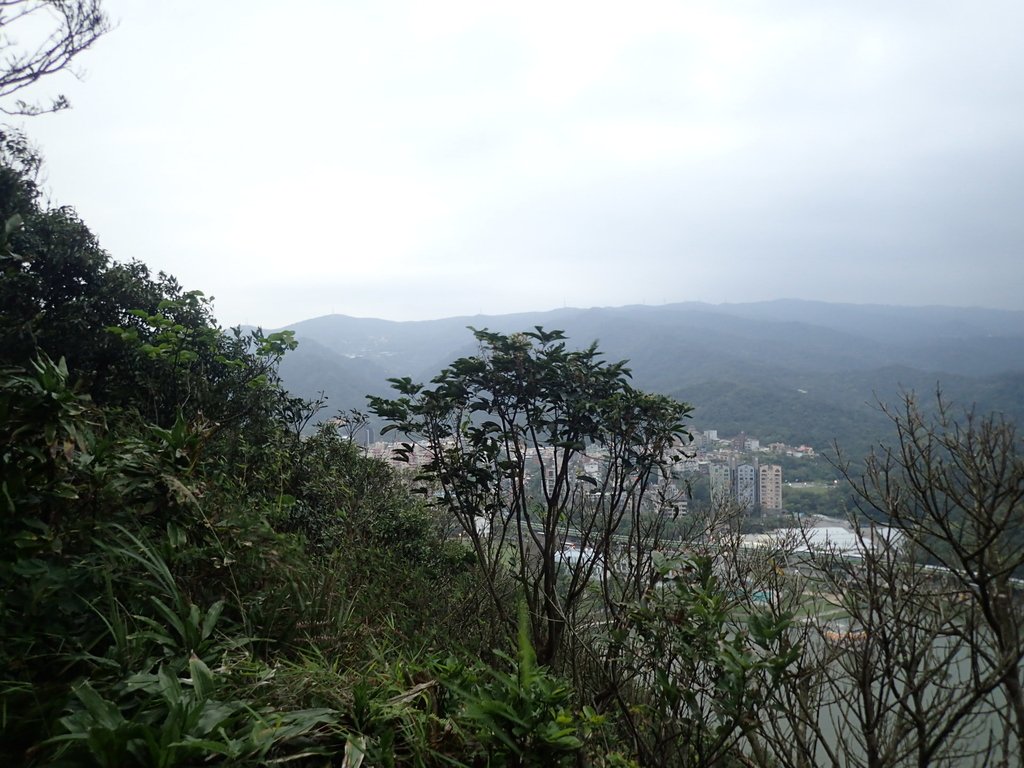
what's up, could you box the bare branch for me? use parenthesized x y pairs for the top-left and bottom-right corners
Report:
(0, 1), (110, 116)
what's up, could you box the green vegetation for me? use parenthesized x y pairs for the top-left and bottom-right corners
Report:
(275, 306), (1024, 462)
(368, 327), (807, 766)
(4, 126), (1024, 765)
(2, 22), (1022, 760)
(4, 143), (1024, 766)
(781, 483), (846, 520)
(2, 7), (1022, 764)
(0, 136), (803, 765)
(0, 145), (516, 765)
(368, 326), (695, 668)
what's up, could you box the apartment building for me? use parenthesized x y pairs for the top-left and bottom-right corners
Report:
(758, 463), (783, 510)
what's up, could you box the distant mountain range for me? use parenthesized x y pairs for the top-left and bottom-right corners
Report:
(272, 300), (1024, 459)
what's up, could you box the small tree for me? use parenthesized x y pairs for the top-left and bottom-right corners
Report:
(849, 394), (1024, 763)
(753, 394), (1024, 768)
(370, 327), (692, 668)
(755, 530), (994, 768)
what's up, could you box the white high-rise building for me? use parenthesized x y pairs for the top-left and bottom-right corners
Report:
(736, 463), (757, 509)
(709, 463), (732, 504)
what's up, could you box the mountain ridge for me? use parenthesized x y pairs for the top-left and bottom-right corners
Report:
(272, 300), (1024, 457)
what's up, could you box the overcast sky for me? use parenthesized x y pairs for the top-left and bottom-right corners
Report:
(18, 0), (1024, 327)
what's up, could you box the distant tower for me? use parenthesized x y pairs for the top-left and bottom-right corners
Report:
(736, 463), (757, 510)
(709, 463), (732, 505)
(759, 464), (783, 511)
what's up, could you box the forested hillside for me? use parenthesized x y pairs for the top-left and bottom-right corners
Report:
(0, 141), (504, 765)
(275, 302), (1024, 458)
(4, 138), (1024, 766)
(4, 2), (1024, 765)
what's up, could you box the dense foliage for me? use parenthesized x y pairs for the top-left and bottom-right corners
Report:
(370, 327), (695, 667)
(3, 137), (1022, 766)
(0, 136), (805, 765)
(0, 146), (511, 766)
(2, 6), (1022, 764)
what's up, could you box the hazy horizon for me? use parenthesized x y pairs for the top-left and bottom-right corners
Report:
(271, 296), (1024, 330)
(18, 1), (1024, 328)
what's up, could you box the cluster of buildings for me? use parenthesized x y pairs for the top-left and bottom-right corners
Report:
(691, 430), (815, 459)
(363, 426), (813, 515)
(681, 430), (807, 513)
(708, 461), (783, 511)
